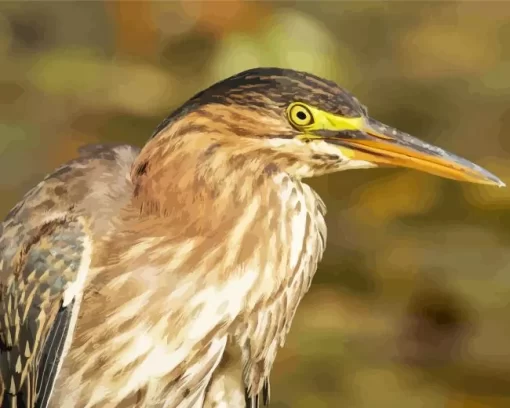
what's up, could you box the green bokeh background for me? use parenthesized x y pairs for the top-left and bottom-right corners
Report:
(1, 2), (510, 407)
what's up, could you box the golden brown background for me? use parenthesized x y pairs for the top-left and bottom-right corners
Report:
(1, 1), (510, 407)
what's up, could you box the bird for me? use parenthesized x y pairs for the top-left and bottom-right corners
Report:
(0, 67), (503, 408)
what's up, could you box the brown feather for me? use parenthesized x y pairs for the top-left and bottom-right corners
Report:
(0, 67), (362, 407)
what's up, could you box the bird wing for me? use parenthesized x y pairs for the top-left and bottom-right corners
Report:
(0, 143), (139, 408)
(0, 216), (91, 408)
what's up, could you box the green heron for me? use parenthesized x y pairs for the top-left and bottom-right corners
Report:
(0, 68), (503, 408)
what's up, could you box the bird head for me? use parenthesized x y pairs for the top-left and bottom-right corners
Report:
(147, 67), (503, 186)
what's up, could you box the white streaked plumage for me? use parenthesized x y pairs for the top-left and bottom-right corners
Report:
(2, 67), (455, 408)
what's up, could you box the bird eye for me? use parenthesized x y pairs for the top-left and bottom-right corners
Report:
(288, 103), (314, 127)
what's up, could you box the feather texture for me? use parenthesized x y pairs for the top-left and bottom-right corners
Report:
(0, 214), (90, 407)
(0, 145), (139, 408)
(0, 77), (333, 407)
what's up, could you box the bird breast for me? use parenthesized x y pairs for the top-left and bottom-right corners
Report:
(54, 171), (328, 407)
(231, 173), (327, 394)
(245, 173), (327, 307)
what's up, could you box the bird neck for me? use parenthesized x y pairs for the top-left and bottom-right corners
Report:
(130, 128), (283, 227)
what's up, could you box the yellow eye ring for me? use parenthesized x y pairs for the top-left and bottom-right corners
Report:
(288, 103), (314, 127)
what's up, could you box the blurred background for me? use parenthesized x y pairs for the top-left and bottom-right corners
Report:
(1, 1), (510, 407)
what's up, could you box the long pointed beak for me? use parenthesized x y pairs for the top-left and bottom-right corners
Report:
(328, 117), (505, 187)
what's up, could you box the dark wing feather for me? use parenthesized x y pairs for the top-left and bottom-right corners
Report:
(262, 377), (270, 406)
(0, 217), (90, 408)
(35, 300), (74, 408)
(244, 379), (269, 408)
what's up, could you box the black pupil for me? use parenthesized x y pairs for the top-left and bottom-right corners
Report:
(296, 110), (308, 121)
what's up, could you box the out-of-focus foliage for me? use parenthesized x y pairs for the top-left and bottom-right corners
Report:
(1, 1), (509, 406)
